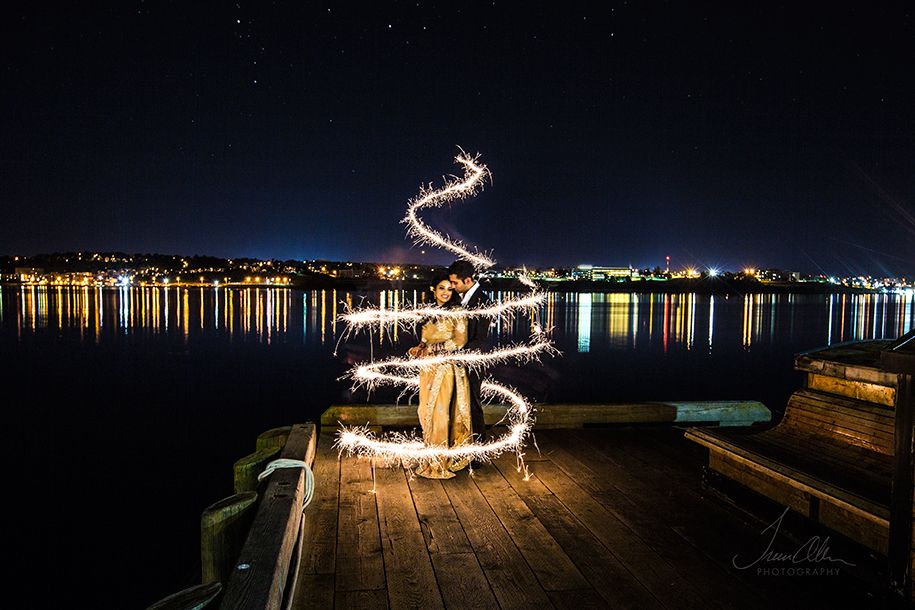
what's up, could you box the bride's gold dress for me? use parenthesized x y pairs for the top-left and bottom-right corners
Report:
(415, 315), (472, 479)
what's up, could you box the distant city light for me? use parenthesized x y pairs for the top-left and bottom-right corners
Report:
(708, 268), (719, 277)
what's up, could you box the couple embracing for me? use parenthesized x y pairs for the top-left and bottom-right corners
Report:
(407, 260), (490, 479)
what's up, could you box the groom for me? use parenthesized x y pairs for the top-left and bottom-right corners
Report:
(447, 260), (492, 444)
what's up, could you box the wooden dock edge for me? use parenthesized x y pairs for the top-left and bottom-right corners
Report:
(321, 401), (771, 429)
(218, 422), (317, 610)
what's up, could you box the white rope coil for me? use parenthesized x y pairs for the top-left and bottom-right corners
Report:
(258, 458), (315, 510)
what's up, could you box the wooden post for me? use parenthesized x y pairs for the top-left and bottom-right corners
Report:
(888, 372), (914, 599)
(219, 422), (317, 610)
(234, 446), (281, 494)
(201, 492), (259, 585)
(256, 426), (292, 452)
(881, 330), (915, 601)
(145, 582), (222, 610)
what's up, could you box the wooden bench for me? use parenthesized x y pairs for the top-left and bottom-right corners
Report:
(687, 333), (915, 601)
(686, 387), (894, 552)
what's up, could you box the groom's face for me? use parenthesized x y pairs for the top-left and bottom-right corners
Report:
(449, 274), (473, 294)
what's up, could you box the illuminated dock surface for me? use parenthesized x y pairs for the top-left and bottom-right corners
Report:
(289, 427), (881, 609)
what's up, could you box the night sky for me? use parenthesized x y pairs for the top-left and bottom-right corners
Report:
(2, 2), (913, 276)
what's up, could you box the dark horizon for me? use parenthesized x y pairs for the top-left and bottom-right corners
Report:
(2, 3), (913, 276)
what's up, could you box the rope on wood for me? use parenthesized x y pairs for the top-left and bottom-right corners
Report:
(257, 458), (315, 510)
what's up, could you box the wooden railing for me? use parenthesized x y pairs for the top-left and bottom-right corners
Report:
(219, 423), (317, 609)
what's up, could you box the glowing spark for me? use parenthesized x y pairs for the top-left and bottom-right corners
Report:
(340, 292), (545, 329)
(347, 338), (556, 390)
(402, 152), (494, 269)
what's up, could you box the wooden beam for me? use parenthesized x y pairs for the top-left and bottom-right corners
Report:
(321, 401), (770, 428)
(796, 345), (898, 387)
(219, 423), (317, 610)
(146, 582), (222, 610)
(201, 492), (259, 585)
(685, 429), (890, 525)
(234, 446), (281, 494)
(888, 373), (914, 598)
(806, 373), (896, 407)
(256, 426), (293, 452)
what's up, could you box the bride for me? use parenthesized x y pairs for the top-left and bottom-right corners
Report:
(407, 274), (472, 478)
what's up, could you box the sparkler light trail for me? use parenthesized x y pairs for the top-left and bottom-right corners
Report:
(340, 292), (545, 332)
(347, 338), (556, 391)
(402, 151), (495, 269)
(336, 151), (555, 475)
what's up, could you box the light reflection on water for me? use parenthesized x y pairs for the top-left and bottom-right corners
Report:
(2, 286), (913, 351)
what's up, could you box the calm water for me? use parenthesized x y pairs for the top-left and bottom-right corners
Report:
(1, 285), (912, 607)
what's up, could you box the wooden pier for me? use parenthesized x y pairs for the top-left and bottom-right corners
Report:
(286, 426), (883, 609)
(149, 395), (907, 609)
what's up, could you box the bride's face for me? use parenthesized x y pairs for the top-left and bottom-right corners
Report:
(433, 280), (454, 306)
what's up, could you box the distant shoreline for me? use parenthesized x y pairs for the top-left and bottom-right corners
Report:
(1, 277), (892, 295)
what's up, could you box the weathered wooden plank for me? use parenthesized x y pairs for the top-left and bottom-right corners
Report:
(785, 401), (896, 434)
(569, 430), (868, 608)
(560, 429), (814, 610)
(746, 429), (892, 480)
(533, 401), (771, 427)
(889, 371), (914, 599)
(492, 454), (664, 609)
(709, 451), (812, 517)
(220, 423), (317, 610)
(540, 433), (769, 610)
(529, 457), (710, 610)
(334, 589), (389, 609)
(289, 435), (341, 610)
(406, 475), (473, 555)
(490, 453), (554, 498)
(524, 492), (663, 609)
(373, 466), (445, 610)
(546, 431), (675, 502)
(791, 388), (896, 418)
(783, 406), (895, 449)
(443, 473), (552, 609)
(335, 456), (385, 592)
(289, 574), (334, 610)
(146, 582), (222, 610)
(321, 401), (770, 428)
(471, 464), (589, 591)
(201, 492), (259, 585)
(820, 498), (889, 554)
(256, 426), (293, 452)
(546, 588), (613, 609)
(428, 552), (500, 610)
(686, 428), (891, 520)
(234, 446), (281, 494)
(807, 372), (896, 406)
(795, 350), (897, 387)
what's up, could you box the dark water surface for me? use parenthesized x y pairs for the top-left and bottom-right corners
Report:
(1, 285), (912, 607)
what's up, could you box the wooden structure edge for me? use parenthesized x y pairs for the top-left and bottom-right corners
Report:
(321, 400), (771, 428)
(219, 422), (317, 610)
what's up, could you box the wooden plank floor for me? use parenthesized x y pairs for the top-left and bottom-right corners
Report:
(291, 428), (885, 609)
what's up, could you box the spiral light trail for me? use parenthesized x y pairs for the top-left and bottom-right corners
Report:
(402, 152), (495, 269)
(335, 151), (553, 475)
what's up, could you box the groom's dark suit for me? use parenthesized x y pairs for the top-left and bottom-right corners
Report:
(461, 283), (492, 440)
